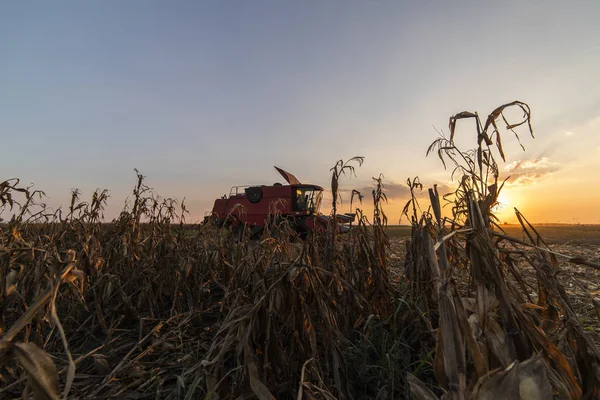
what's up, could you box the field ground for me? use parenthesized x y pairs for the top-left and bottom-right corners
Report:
(386, 224), (600, 245)
(387, 224), (600, 343)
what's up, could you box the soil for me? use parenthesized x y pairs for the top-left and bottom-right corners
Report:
(387, 229), (600, 343)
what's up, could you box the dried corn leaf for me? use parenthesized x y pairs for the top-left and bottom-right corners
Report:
(407, 373), (440, 400)
(0, 342), (59, 400)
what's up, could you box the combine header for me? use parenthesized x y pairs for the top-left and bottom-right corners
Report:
(204, 166), (355, 238)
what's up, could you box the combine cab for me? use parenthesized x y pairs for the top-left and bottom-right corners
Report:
(204, 166), (355, 238)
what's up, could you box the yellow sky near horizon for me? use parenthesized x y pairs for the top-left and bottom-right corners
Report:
(6, 108), (596, 226)
(488, 116), (600, 224)
(325, 180), (600, 227)
(322, 114), (600, 226)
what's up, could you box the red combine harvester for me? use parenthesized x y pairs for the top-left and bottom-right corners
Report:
(204, 166), (355, 238)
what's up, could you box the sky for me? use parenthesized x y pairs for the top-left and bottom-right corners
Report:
(1, 1), (600, 224)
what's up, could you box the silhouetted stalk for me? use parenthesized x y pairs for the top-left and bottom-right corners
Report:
(329, 157), (363, 264)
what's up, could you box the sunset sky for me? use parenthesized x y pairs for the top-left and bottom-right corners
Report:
(2, 1), (600, 224)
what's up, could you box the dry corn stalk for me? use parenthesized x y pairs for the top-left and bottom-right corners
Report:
(406, 101), (600, 399)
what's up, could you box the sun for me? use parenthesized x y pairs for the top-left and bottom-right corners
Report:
(497, 191), (511, 208)
(492, 190), (514, 221)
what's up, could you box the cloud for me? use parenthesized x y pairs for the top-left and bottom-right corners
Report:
(504, 157), (559, 186)
(347, 181), (453, 202)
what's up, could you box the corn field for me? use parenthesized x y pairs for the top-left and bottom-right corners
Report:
(2, 101), (600, 399)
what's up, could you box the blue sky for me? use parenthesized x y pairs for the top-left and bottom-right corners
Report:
(2, 1), (600, 222)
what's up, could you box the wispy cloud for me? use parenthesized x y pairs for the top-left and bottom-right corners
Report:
(346, 181), (453, 202)
(504, 157), (559, 186)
